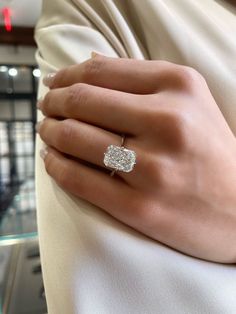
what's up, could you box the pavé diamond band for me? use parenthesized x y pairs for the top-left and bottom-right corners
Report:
(103, 134), (137, 176)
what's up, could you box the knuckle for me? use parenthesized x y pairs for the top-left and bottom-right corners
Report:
(64, 84), (80, 116)
(56, 119), (75, 148)
(164, 110), (191, 150)
(145, 109), (191, 152)
(67, 83), (88, 110)
(135, 96), (156, 130)
(82, 56), (106, 81)
(173, 65), (204, 90)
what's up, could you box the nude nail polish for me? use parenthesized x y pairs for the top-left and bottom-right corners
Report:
(43, 72), (56, 87)
(91, 51), (103, 58)
(37, 97), (44, 110)
(35, 120), (44, 133)
(40, 147), (48, 160)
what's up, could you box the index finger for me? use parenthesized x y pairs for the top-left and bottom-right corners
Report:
(43, 54), (178, 94)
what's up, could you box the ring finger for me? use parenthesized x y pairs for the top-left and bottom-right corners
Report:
(37, 117), (142, 183)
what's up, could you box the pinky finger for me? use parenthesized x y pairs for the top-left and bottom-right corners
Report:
(39, 146), (132, 219)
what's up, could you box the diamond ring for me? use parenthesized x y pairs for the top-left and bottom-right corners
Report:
(103, 134), (137, 176)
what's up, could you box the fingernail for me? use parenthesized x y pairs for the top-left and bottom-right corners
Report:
(40, 147), (48, 160)
(37, 96), (44, 110)
(91, 50), (103, 58)
(43, 72), (56, 87)
(35, 120), (44, 133)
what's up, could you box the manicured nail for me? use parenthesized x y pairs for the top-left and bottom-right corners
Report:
(43, 72), (56, 87)
(91, 51), (103, 58)
(35, 120), (44, 133)
(37, 96), (44, 110)
(40, 147), (48, 160)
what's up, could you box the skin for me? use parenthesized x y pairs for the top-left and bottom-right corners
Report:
(36, 53), (236, 264)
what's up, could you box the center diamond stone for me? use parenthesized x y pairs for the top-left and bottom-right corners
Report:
(103, 145), (136, 172)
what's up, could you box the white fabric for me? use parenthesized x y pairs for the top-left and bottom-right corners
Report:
(34, 1), (236, 313)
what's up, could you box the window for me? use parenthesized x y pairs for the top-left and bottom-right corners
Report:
(0, 64), (39, 236)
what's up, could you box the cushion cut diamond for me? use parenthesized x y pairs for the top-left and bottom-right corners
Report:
(103, 145), (136, 172)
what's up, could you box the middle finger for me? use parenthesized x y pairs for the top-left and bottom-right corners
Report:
(38, 83), (144, 135)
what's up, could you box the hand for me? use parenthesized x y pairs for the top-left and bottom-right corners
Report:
(36, 54), (236, 263)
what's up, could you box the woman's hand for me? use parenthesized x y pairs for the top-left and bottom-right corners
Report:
(36, 54), (236, 263)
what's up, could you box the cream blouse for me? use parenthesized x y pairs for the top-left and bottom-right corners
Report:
(35, 1), (236, 313)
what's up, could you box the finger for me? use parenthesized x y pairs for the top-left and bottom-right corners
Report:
(38, 118), (134, 174)
(38, 117), (121, 168)
(37, 117), (142, 184)
(43, 54), (177, 94)
(41, 146), (136, 220)
(39, 83), (144, 135)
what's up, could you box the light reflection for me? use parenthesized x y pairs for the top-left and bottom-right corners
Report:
(0, 65), (8, 72)
(33, 68), (41, 78)
(8, 68), (18, 77)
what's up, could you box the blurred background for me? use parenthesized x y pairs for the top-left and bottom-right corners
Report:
(0, 0), (47, 313)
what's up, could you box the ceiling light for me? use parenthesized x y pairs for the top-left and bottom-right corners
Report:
(33, 68), (41, 78)
(8, 68), (18, 77)
(0, 66), (8, 72)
